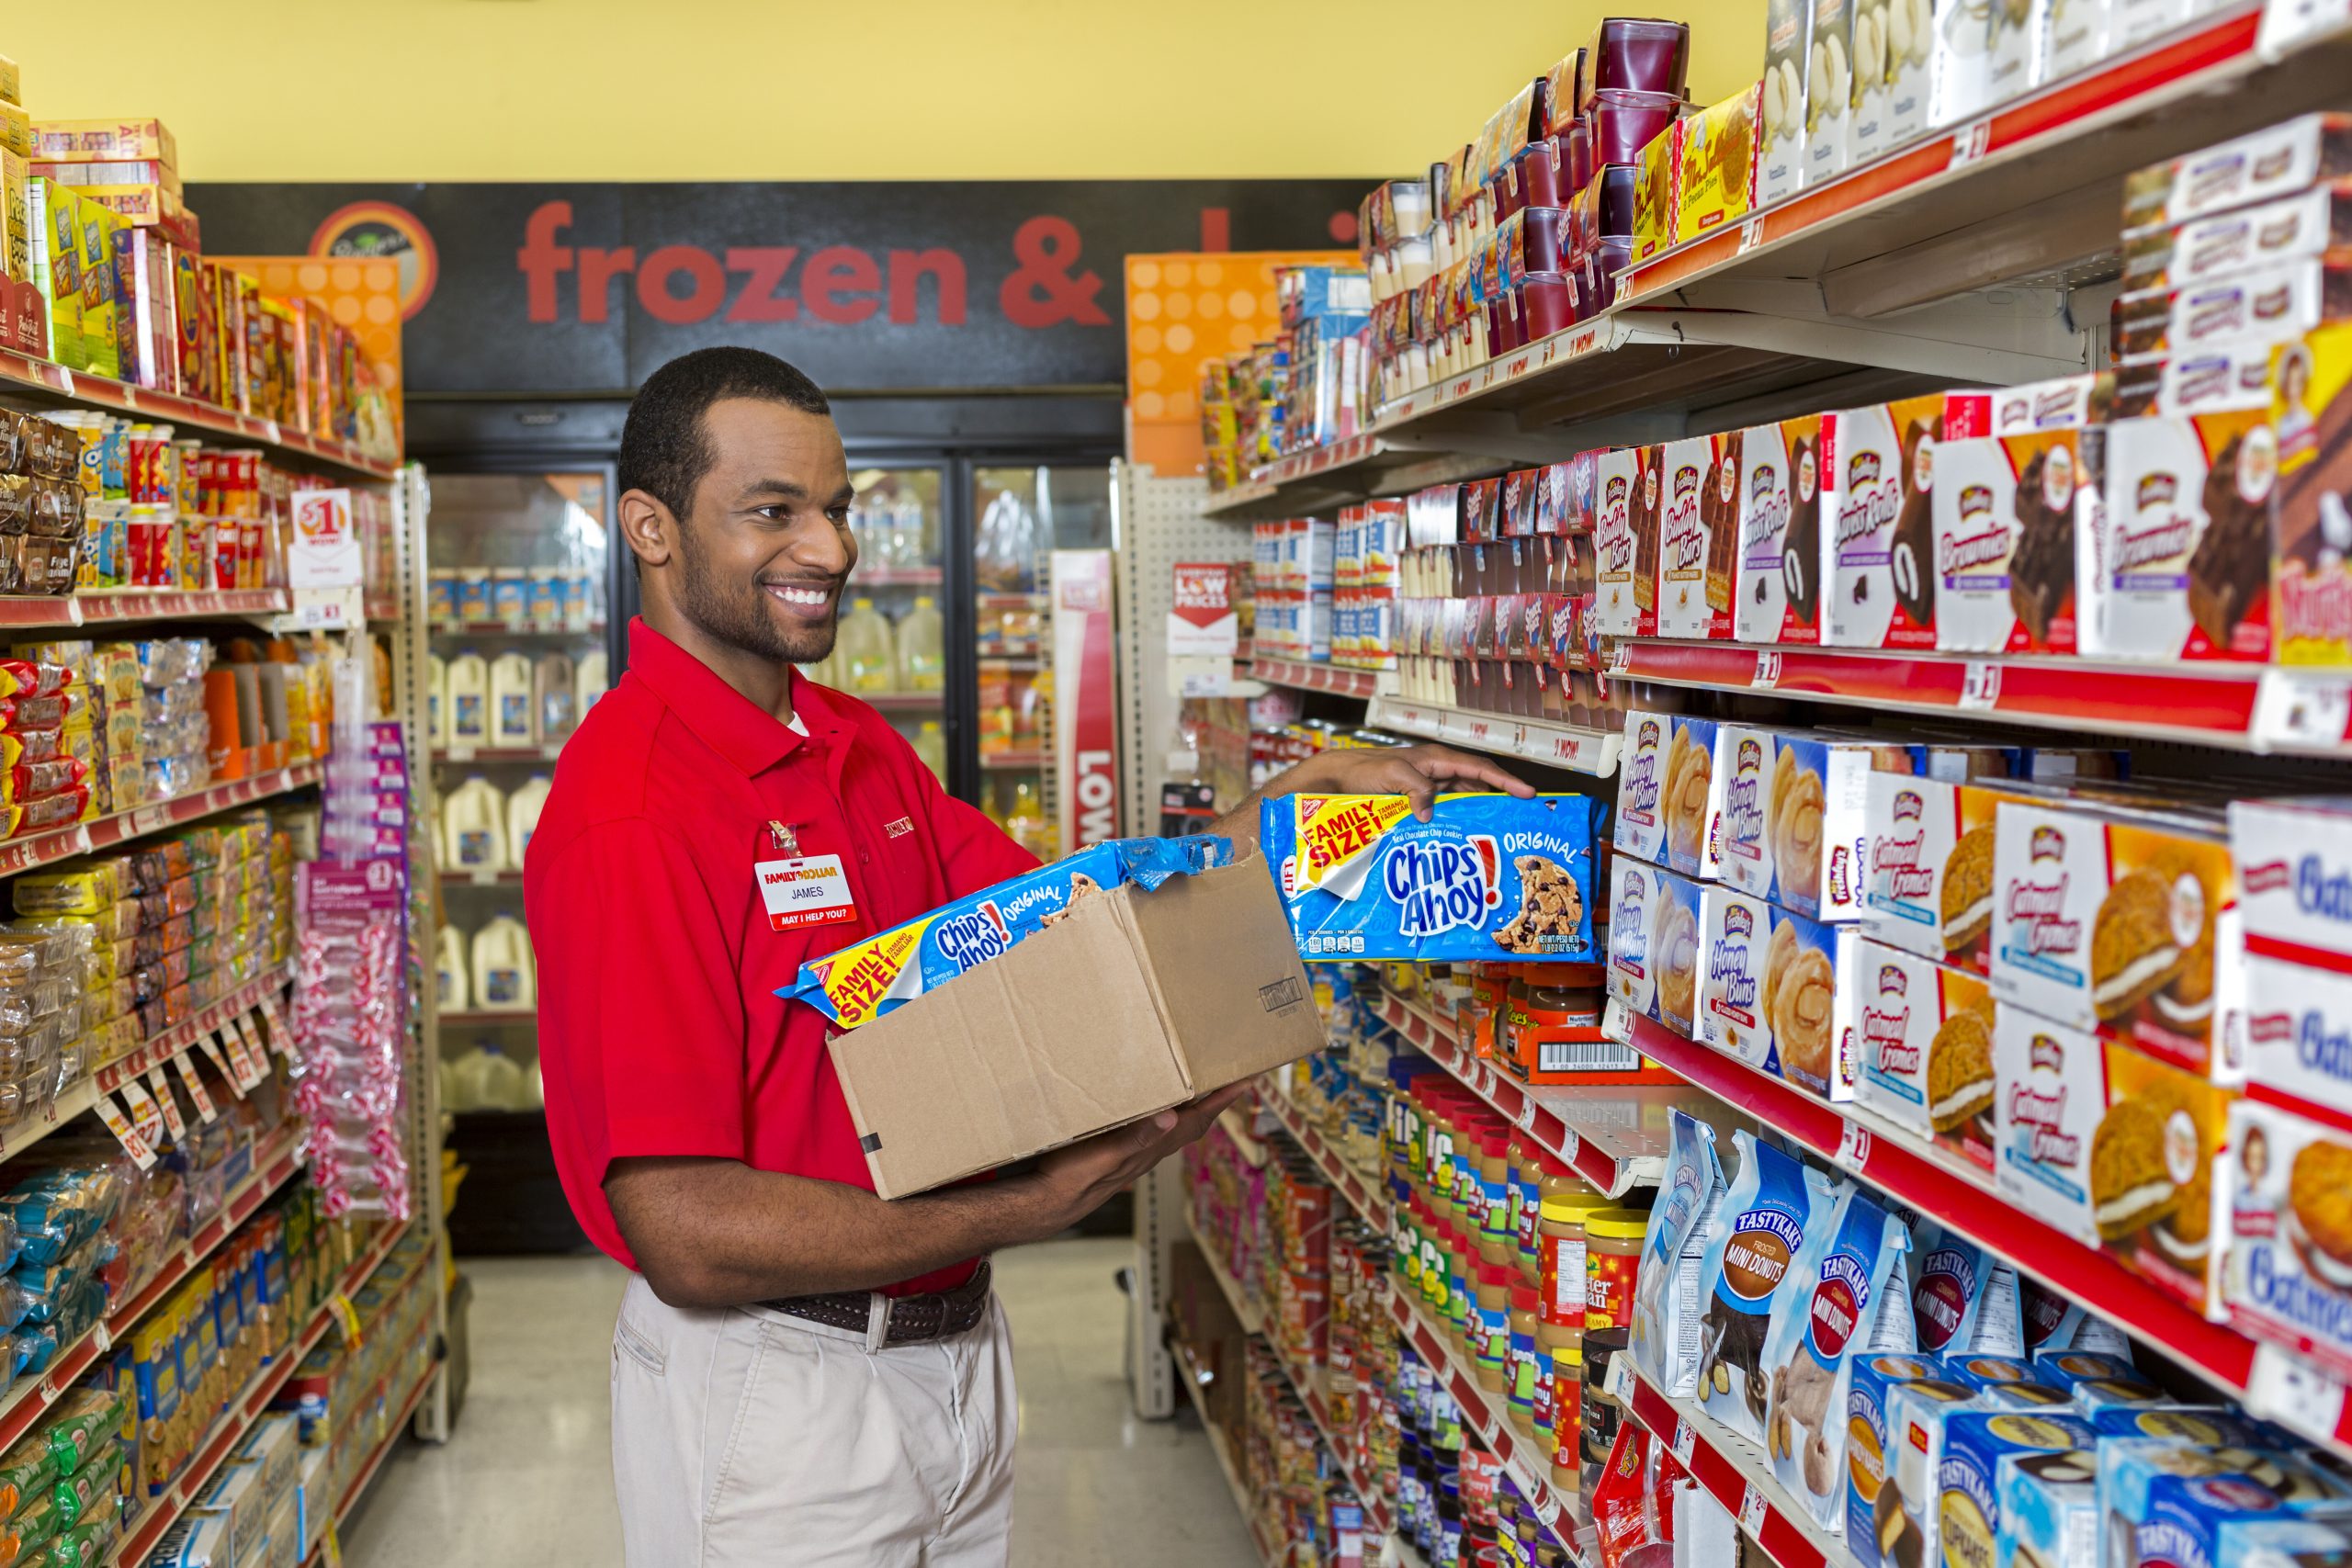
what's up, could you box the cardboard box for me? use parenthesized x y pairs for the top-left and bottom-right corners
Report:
(2112, 260), (2352, 367)
(2122, 185), (2352, 295)
(1607, 855), (1702, 1034)
(1614, 709), (1672, 863)
(2274, 323), (2352, 665)
(1676, 85), (1760, 243)
(1735, 415), (1826, 643)
(0, 101), (27, 160)
(0, 149), (24, 286)
(30, 118), (177, 171)
(1848, 1355), (1952, 1568)
(1994, 1447), (2098, 1568)
(1782, 898), (1853, 1096)
(1826, 393), (1982, 649)
(1805, 0), (1859, 186)
(2083, 408), (2274, 662)
(1928, 0), (1996, 131)
(2231, 795), (2352, 965)
(1633, 122), (1681, 264)
(0, 54), (18, 109)
(823, 847), (1323, 1197)
(1886, 1379), (1989, 1568)
(1932, 425), (2087, 655)
(1593, 446), (1657, 637)
(1658, 713), (1722, 879)
(1849, 936), (1998, 1172)
(1758, 0), (1814, 205)
(2243, 953), (2352, 1130)
(1937, 1411), (2096, 1568)
(1723, 728), (1912, 919)
(1699, 885), (1781, 1074)
(2041, 0), (2112, 79)
(2224, 1097), (2352, 1381)
(32, 180), (83, 371)
(1655, 433), (1737, 639)
(74, 195), (120, 380)
(1863, 0), (1933, 152)
(1862, 769), (2036, 974)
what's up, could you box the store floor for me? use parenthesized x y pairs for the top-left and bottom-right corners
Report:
(342, 1238), (1259, 1567)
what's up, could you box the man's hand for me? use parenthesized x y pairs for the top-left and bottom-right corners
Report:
(1277, 741), (1535, 820)
(1023, 1084), (1253, 1234)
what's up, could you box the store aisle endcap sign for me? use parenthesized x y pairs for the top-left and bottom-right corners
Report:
(186, 181), (1371, 395)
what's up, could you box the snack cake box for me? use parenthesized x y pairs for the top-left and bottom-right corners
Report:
(1609, 855), (1703, 1036)
(2242, 953), (2352, 1132)
(1614, 710), (1671, 863)
(1995, 1447), (2097, 1568)
(1849, 936), (1998, 1175)
(1700, 885), (1781, 1075)
(1654, 433), (1736, 641)
(1266, 793), (1602, 962)
(1739, 417), (1828, 645)
(1989, 795), (2240, 1076)
(1931, 423), (2089, 656)
(1720, 727), (1910, 918)
(2084, 403), (2275, 663)
(1825, 393), (1981, 650)
(1887, 1378), (1989, 1568)
(783, 835), (1230, 1028)
(2273, 322), (2352, 666)
(1938, 1411), (2097, 1568)
(2230, 796), (2352, 965)
(1695, 886), (1851, 1095)
(2225, 1098), (2352, 1383)
(1660, 715), (1722, 880)
(1846, 1355), (1951, 1568)
(2098, 1439), (2352, 1568)
(1993, 1010), (2229, 1314)
(1863, 769), (2038, 975)
(1592, 446), (1657, 637)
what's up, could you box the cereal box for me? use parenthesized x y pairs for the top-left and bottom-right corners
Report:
(1265, 793), (1602, 962)
(1593, 446), (1658, 637)
(1609, 856), (1703, 1034)
(2224, 1097), (2352, 1382)
(1988, 797), (2238, 1074)
(2271, 323), (2352, 665)
(783, 835), (1231, 1028)
(1826, 394), (1981, 649)
(1849, 937), (1998, 1175)
(2231, 795), (2352, 965)
(1655, 434), (1738, 640)
(1700, 885), (1781, 1075)
(2085, 408), (2276, 663)
(1614, 710), (1672, 863)
(1736, 415), (1826, 644)
(1862, 769), (2037, 974)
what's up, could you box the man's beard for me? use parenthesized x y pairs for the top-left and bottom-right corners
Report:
(674, 524), (837, 665)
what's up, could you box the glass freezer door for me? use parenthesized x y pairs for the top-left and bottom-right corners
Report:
(800, 466), (949, 788)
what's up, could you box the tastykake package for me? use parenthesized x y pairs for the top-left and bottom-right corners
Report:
(1265, 792), (1602, 961)
(784, 835), (1232, 1028)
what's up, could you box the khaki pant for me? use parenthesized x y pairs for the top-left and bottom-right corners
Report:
(611, 1273), (1018, 1566)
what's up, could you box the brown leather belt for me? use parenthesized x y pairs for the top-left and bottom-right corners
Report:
(763, 1261), (992, 1347)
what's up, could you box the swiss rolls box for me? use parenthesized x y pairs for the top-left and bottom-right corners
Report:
(1736, 415), (1827, 644)
(1826, 393), (1984, 651)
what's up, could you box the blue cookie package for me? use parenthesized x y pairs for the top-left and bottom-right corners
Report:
(1262, 792), (1603, 962)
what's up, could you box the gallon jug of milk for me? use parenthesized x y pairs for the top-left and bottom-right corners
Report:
(575, 649), (609, 714)
(446, 652), (490, 746)
(436, 925), (469, 1013)
(490, 652), (536, 747)
(472, 916), (537, 1011)
(443, 777), (509, 874)
(450, 1043), (527, 1111)
(535, 652), (578, 745)
(507, 775), (553, 863)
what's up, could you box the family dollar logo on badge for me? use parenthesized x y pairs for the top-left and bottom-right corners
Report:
(1382, 835), (1501, 941)
(933, 902), (1013, 975)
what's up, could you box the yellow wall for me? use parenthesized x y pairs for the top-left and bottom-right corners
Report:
(5, 0), (1762, 184)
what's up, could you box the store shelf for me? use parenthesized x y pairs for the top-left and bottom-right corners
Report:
(90, 964), (298, 1099)
(1261, 1090), (1390, 1234)
(1622, 1364), (1842, 1568)
(428, 619), (605, 637)
(435, 743), (564, 763)
(442, 869), (523, 887)
(1186, 1207), (1265, 1338)
(1170, 1335), (1279, 1568)
(855, 568), (944, 587)
(0, 590), (294, 629)
(1364, 696), (1621, 776)
(1611, 639), (2352, 757)
(861, 692), (947, 712)
(300, 1363), (436, 1568)
(978, 750), (1046, 771)
(0, 763), (322, 883)
(438, 1010), (537, 1027)
(0, 348), (398, 482)
(1250, 658), (1384, 699)
(116, 1219), (409, 1566)
(0, 1128), (306, 1462)
(1372, 988), (1683, 1198)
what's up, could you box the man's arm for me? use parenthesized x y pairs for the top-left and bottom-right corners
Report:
(1211, 740), (1536, 848)
(606, 1085), (1247, 1307)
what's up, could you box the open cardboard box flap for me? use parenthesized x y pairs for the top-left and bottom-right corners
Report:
(826, 846), (1323, 1198)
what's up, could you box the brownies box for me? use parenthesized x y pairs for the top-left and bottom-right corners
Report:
(2110, 259), (2352, 366)
(2223, 1097), (2352, 1382)
(1825, 393), (1978, 649)
(1593, 446), (1657, 637)
(1988, 795), (2237, 1074)
(2230, 795), (2352, 964)
(1849, 937), (1998, 1174)
(1608, 855), (1702, 1035)
(1613, 709), (1673, 863)
(1734, 415), (1826, 644)
(1722, 728), (1906, 919)
(1699, 884), (1782, 1074)
(2086, 407), (2275, 663)
(2273, 322), (2352, 665)
(1932, 426), (2088, 655)
(1655, 433), (1737, 640)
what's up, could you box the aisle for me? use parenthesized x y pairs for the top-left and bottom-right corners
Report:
(340, 1239), (1259, 1567)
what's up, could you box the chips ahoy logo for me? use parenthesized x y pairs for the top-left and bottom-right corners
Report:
(933, 901), (1013, 975)
(1382, 836), (1502, 940)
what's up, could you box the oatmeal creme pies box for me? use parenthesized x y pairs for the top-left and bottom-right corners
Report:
(1655, 433), (1736, 640)
(1939, 1412), (2098, 1568)
(1734, 415), (1827, 645)
(1657, 714), (1723, 880)
(1849, 937), (1997, 1176)
(2231, 796), (2352, 966)
(1862, 770), (2035, 975)
(1592, 446), (1657, 637)
(2224, 1098), (2352, 1382)
(1847, 1355), (1950, 1568)
(2082, 406), (2276, 663)
(1992, 1009), (2103, 1244)
(1988, 797), (2237, 1076)
(1825, 393), (1985, 650)
(1614, 710), (1672, 863)
(1699, 885), (1781, 1075)
(1608, 856), (1702, 1035)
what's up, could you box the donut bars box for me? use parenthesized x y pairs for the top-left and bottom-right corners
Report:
(783, 837), (1326, 1199)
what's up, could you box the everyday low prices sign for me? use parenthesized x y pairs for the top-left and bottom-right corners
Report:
(1053, 550), (1119, 853)
(1168, 563), (1238, 657)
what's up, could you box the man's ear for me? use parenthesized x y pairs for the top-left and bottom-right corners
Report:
(618, 489), (678, 570)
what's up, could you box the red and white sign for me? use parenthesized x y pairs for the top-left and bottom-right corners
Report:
(288, 488), (362, 589)
(1167, 562), (1238, 658)
(1053, 549), (1120, 853)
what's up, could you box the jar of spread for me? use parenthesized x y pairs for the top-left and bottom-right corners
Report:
(1516, 964), (1606, 1075)
(1473, 1262), (1511, 1392)
(1581, 1326), (1630, 1501)
(1583, 1206), (1649, 1333)
(1444, 1226), (1473, 1338)
(1549, 1341), (1584, 1496)
(1476, 1128), (1514, 1268)
(1532, 1311), (1579, 1463)
(1503, 968), (1533, 1062)
(1504, 1283), (1542, 1437)
(1471, 964), (1512, 1058)
(1537, 1182), (1605, 1327)
(1508, 1134), (1544, 1288)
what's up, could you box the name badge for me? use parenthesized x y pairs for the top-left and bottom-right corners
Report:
(757, 855), (857, 931)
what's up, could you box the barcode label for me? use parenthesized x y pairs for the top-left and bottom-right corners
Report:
(1539, 1040), (1642, 1072)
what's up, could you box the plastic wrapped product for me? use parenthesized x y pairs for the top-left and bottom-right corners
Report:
(1627, 1109), (1724, 1395)
(1693, 1131), (1837, 1444)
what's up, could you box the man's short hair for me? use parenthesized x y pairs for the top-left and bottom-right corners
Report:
(618, 347), (831, 522)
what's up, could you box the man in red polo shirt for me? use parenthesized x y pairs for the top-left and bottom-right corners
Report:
(525, 347), (1528, 1566)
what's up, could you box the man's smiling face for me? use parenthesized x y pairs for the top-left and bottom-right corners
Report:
(670, 397), (859, 665)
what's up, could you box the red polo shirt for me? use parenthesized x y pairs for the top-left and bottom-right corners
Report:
(523, 619), (1037, 1293)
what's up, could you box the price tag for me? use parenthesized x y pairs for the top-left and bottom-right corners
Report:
(1560, 1127), (1581, 1166)
(1603, 1350), (1637, 1405)
(1738, 1482), (1769, 1537)
(323, 1523), (345, 1568)
(199, 1035), (246, 1100)
(95, 1094), (157, 1169)
(119, 1077), (166, 1147)
(2248, 1342), (2350, 1444)
(2258, 0), (2352, 57)
(53, 369), (74, 397)
(1948, 118), (1993, 170)
(259, 994), (288, 1053)
(130, 804), (171, 837)
(447, 742), (477, 763)
(94, 1321), (111, 1353)
(2252, 671), (2352, 752)
(1670, 1418), (1697, 1466)
(1518, 1096), (1540, 1132)
(1753, 650), (1783, 689)
(1958, 660), (2002, 711)
(1606, 641), (1633, 677)
(175, 1051), (218, 1122)
(1736, 216), (1766, 254)
(1602, 999), (1635, 1046)
(145, 1068), (187, 1142)
(262, 419), (283, 446)
(1835, 1121), (1872, 1175)
(228, 1016), (266, 1088)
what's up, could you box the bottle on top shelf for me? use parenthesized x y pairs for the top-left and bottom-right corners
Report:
(910, 721), (948, 784)
(472, 915), (537, 1010)
(898, 596), (944, 693)
(491, 651), (536, 747)
(443, 777), (509, 874)
(837, 598), (898, 693)
(446, 652), (490, 746)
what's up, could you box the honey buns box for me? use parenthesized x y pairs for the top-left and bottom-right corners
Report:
(782, 834), (1325, 1199)
(1719, 725), (1915, 919)
(1609, 855), (1704, 1036)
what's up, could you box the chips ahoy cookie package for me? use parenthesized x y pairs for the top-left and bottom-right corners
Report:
(1265, 792), (1603, 962)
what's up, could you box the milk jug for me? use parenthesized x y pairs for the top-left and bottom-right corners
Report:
(443, 777), (509, 874)
(507, 775), (553, 862)
(535, 652), (578, 745)
(426, 653), (447, 748)
(451, 1043), (526, 1111)
(436, 925), (469, 1012)
(911, 720), (948, 783)
(898, 596), (945, 692)
(575, 649), (609, 714)
(837, 598), (898, 693)
(491, 652), (536, 747)
(446, 652), (490, 746)
(472, 915), (536, 1011)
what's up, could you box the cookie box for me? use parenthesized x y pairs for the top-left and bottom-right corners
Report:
(1657, 714), (1722, 880)
(1941, 1412), (2098, 1568)
(2122, 182), (2352, 295)
(1849, 937), (1998, 1175)
(1613, 710), (1673, 863)
(1849, 1356), (1954, 1568)
(1996, 1447), (2098, 1568)
(1735, 415), (1827, 644)
(1593, 446), (1658, 637)
(1692, 1130), (1837, 1444)
(2084, 407), (2276, 663)
(1888, 1379), (1990, 1568)
(1724, 728), (1906, 919)
(1266, 792), (1603, 963)
(1608, 855), (1703, 1035)
(2224, 1097), (2352, 1382)
(2231, 795), (2352, 966)
(2122, 113), (2352, 232)
(2243, 953), (2352, 1134)
(1825, 393), (1986, 650)
(1700, 885), (1782, 1075)
(1655, 432), (1738, 640)
(1988, 796), (2238, 1073)
(2096, 1438), (2352, 1568)
(2273, 322), (2352, 666)
(1930, 426), (2087, 655)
